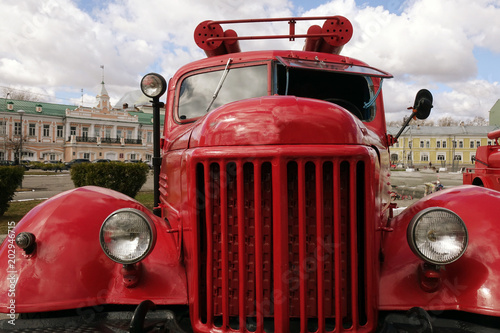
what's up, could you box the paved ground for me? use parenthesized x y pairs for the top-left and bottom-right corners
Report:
(12, 169), (460, 202)
(12, 170), (154, 202)
(389, 169), (464, 207)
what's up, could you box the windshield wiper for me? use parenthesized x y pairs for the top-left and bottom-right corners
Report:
(206, 58), (233, 112)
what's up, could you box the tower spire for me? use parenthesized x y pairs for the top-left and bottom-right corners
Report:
(100, 65), (105, 84)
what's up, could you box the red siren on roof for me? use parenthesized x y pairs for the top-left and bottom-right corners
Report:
(194, 16), (353, 58)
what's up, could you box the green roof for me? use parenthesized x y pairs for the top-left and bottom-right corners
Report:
(0, 98), (74, 117)
(0, 98), (160, 125)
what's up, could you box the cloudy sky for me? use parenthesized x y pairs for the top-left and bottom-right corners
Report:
(1, 0), (499, 122)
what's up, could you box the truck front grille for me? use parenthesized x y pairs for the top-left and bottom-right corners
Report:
(191, 148), (375, 333)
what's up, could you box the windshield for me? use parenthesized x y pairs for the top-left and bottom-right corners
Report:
(275, 60), (382, 121)
(176, 59), (386, 122)
(177, 64), (268, 120)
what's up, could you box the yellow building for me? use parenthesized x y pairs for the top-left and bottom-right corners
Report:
(388, 125), (498, 170)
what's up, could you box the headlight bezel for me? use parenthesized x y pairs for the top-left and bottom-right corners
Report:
(407, 207), (468, 265)
(99, 208), (156, 265)
(140, 73), (167, 99)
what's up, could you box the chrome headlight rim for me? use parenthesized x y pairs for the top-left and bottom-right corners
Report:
(140, 73), (167, 99)
(99, 208), (156, 265)
(407, 207), (468, 265)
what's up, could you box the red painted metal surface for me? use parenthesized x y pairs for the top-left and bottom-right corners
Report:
(188, 96), (368, 148)
(0, 186), (188, 313)
(380, 185), (500, 315)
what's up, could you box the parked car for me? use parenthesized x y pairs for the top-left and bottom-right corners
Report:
(65, 158), (90, 168)
(19, 160), (33, 169)
(0, 160), (14, 166)
(92, 159), (111, 163)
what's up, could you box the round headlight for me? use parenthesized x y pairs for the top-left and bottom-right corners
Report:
(407, 207), (468, 265)
(100, 208), (156, 264)
(140, 73), (166, 99)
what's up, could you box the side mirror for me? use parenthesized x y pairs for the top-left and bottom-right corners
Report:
(413, 89), (433, 120)
(392, 89), (433, 143)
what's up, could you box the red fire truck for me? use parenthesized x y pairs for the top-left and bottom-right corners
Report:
(1, 16), (499, 332)
(463, 128), (500, 190)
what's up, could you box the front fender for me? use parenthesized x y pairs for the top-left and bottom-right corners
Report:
(0, 186), (187, 313)
(380, 185), (500, 316)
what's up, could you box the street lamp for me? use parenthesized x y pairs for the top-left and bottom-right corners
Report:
(140, 73), (166, 217)
(17, 109), (25, 189)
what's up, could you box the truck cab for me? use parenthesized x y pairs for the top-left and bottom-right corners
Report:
(463, 128), (500, 189)
(2, 16), (500, 333)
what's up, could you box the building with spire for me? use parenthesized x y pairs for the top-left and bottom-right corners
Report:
(0, 81), (157, 163)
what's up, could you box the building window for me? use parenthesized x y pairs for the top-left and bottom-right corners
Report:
(426, 141), (430, 148)
(57, 125), (63, 138)
(29, 123), (36, 136)
(95, 126), (101, 138)
(83, 153), (90, 159)
(471, 154), (475, 162)
(14, 122), (21, 135)
(82, 127), (89, 138)
(488, 140), (493, 146)
(0, 121), (5, 135)
(442, 140), (447, 148)
(408, 141), (412, 148)
(147, 132), (152, 143)
(437, 154), (446, 161)
(436, 141), (441, 148)
(71, 126), (76, 136)
(130, 153), (136, 160)
(105, 128), (111, 138)
(117, 130), (122, 139)
(145, 154), (152, 161)
(470, 141), (474, 148)
(459, 141), (463, 148)
(454, 154), (462, 161)
(420, 141), (424, 148)
(43, 124), (50, 137)
(127, 130), (133, 139)
(421, 153), (429, 161)
(477, 141), (481, 147)
(453, 141), (457, 148)
(119, 153), (124, 159)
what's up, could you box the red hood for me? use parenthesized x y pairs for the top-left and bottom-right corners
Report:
(188, 96), (369, 147)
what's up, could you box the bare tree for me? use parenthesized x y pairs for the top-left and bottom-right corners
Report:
(437, 116), (459, 127)
(5, 135), (26, 164)
(1, 87), (44, 102)
(465, 116), (488, 126)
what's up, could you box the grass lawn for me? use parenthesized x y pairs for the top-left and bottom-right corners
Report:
(0, 191), (154, 234)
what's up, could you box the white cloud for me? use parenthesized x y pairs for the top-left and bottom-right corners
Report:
(301, 0), (500, 122)
(0, 0), (499, 124)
